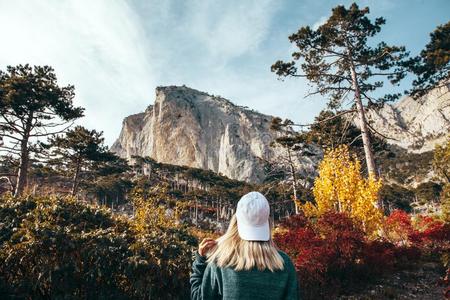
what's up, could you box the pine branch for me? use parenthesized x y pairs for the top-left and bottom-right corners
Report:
(0, 113), (25, 133)
(0, 148), (21, 155)
(29, 122), (74, 137)
(366, 121), (399, 141)
(305, 86), (354, 98)
(289, 109), (357, 128)
(348, 134), (362, 146)
(0, 134), (22, 141)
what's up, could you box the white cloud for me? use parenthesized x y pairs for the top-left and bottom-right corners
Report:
(184, 0), (278, 63)
(0, 0), (155, 144)
(0, 0), (322, 145)
(312, 15), (328, 30)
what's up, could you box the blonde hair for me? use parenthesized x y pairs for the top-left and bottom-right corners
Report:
(207, 215), (284, 272)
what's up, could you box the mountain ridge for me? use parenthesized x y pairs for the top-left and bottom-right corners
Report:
(112, 84), (449, 184)
(111, 85), (320, 183)
(365, 82), (450, 153)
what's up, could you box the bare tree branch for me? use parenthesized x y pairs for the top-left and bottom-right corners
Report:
(288, 109), (357, 128)
(366, 121), (399, 141)
(29, 121), (75, 137)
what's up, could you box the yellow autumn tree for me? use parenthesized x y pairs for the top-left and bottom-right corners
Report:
(433, 136), (450, 222)
(130, 182), (185, 232)
(301, 145), (383, 236)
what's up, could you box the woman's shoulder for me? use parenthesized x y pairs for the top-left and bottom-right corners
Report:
(277, 250), (290, 259)
(277, 250), (296, 269)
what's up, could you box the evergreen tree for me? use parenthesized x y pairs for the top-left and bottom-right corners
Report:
(272, 3), (408, 185)
(433, 137), (450, 184)
(0, 65), (84, 196)
(303, 111), (387, 163)
(269, 118), (315, 213)
(47, 126), (122, 196)
(408, 21), (450, 97)
(301, 111), (362, 149)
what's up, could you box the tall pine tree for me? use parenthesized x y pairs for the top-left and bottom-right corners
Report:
(47, 126), (121, 196)
(408, 21), (450, 97)
(0, 65), (84, 196)
(272, 3), (408, 190)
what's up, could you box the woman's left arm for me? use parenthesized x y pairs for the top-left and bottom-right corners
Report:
(190, 252), (219, 299)
(190, 239), (219, 299)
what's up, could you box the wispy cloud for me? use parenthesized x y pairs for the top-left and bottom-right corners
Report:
(184, 0), (277, 62)
(312, 15), (328, 30)
(0, 0), (155, 144)
(0, 0), (283, 144)
(1, 0), (447, 145)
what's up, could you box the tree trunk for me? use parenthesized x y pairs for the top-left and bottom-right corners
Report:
(195, 197), (198, 227)
(349, 65), (377, 177)
(71, 158), (81, 196)
(14, 144), (29, 197)
(287, 148), (300, 214)
(349, 63), (382, 209)
(14, 115), (33, 197)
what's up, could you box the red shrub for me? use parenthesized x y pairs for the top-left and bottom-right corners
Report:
(274, 211), (436, 299)
(410, 215), (450, 253)
(275, 212), (367, 299)
(277, 213), (310, 230)
(362, 240), (396, 275)
(384, 211), (449, 255)
(386, 210), (412, 229)
(421, 224), (449, 247)
(417, 218), (450, 242)
(275, 221), (334, 298)
(316, 212), (365, 269)
(384, 210), (415, 245)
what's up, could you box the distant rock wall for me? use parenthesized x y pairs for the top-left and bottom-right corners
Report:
(112, 86), (320, 183)
(113, 83), (449, 184)
(365, 83), (450, 153)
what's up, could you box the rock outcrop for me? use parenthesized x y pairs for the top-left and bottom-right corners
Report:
(112, 86), (319, 183)
(365, 83), (450, 153)
(112, 83), (449, 184)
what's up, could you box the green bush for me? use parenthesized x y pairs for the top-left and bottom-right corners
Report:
(415, 182), (443, 203)
(379, 184), (414, 212)
(0, 194), (196, 299)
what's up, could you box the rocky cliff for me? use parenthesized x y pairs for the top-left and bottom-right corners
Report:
(112, 86), (319, 183)
(366, 82), (450, 153)
(112, 83), (449, 184)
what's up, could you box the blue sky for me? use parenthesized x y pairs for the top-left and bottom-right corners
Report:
(0, 0), (448, 145)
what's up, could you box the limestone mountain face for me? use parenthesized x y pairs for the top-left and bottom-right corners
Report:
(365, 83), (450, 153)
(112, 86), (320, 183)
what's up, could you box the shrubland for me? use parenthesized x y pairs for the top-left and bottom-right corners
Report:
(1, 142), (448, 299)
(274, 145), (449, 299)
(0, 194), (196, 299)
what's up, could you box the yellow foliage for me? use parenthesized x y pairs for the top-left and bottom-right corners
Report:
(131, 183), (183, 232)
(433, 137), (450, 223)
(301, 145), (383, 236)
(433, 136), (450, 183)
(441, 183), (450, 223)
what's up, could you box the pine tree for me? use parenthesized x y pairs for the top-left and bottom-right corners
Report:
(0, 65), (84, 196)
(269, 118), (313, 214)
(47, 126), (122, 196)
(433, 137), (450, 222)
(408, 21), (450, 98)
(272, 3), (408, 191)
(433, 138), (450, 184)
